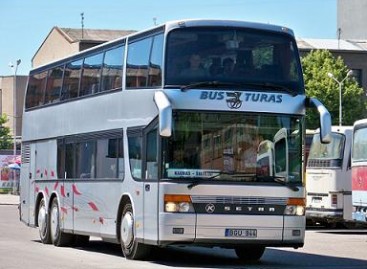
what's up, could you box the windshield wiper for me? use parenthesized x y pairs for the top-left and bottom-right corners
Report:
(260, 82), (297, 97)
(180, 81), (242, 91)
(256, 175), (299, 191)
(187, 172), (255, 189)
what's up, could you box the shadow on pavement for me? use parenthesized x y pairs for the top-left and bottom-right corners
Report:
(35, 239), (367, 268)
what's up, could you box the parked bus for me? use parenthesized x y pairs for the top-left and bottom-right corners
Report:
(351, 119), (367, 223)
(306, 126), (353, 227)
(19, 19), (331, 262)
(305, 129), (316, 166)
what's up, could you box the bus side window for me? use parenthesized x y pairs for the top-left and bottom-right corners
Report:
(80, 53), (103, 96)
(126, 37), (153, 88)
(77, 141), (96, 179)
(45, 66), (64, 105)
(25, 71), (47, 109)
(101, 45), (124, 92)
(145, 128), (158, 179)
(62, 59), (82, 100)
(147, 34), (163, 87)
(128, 134), (142, 179)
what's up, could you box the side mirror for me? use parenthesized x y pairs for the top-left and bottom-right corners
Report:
(306, 97), (331, 143)
(154, 91), (172, 137)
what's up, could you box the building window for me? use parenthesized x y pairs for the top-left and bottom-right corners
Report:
(350, 69), (362, 87)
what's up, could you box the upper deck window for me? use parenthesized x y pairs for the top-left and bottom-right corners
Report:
(25, 71), (48, 109)
(61, 59), (83, 100)
(80, 53), (104, 96)
(101, 45), (124, 91)
(165, 27), (304, 94)
(45, 66), (64, 105)
(126, 34), (163, 88)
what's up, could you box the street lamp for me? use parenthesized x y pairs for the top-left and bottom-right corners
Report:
(9, 59), (21, 194)
(327, 70), (352, 126)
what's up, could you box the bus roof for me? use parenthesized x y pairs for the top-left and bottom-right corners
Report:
(30, 19), (295, 74)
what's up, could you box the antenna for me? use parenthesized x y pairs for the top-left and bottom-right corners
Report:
(153, 17), (157, 26)
(337, 27), (341, 50)
(81, 12), (85, 39)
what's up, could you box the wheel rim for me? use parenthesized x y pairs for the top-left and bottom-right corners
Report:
(38, 203), (47, 238)
(50, 203), (59, 241)
(121, 211), (134, 248)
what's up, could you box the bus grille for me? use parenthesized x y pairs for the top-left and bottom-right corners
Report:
(307, 159), (342, 168)
(190, 196), (288, 205)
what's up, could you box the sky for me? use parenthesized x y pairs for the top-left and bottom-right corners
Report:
(1, 0), (337, 76)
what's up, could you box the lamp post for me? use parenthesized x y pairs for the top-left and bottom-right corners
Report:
(9, 59), (21, 194)
(327, 70), (352, 126)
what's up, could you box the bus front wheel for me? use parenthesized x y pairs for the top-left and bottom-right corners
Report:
(120, 203), (151, 260)
(235, 246), (265, 262)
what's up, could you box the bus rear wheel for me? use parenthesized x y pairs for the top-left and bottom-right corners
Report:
(235, 246), (265, 262)
(38, 197), (51, 244)
(50, 198), (74, 247)
(120, 203), (151, 260)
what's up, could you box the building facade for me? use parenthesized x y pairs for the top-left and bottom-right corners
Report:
(0, 76), (28, 139)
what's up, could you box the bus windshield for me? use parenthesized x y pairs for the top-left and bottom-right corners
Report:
(165, 27), (303, 94)
(162, 111), (302, 184)
(353, 127), (367, 162)
(309, 133), (345, 160)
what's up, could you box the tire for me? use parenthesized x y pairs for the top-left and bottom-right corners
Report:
(120, 203), (151, 260)
(235, 246), (265, 262)
(37, 198), (51, 244)
(50, 198), (74, 247)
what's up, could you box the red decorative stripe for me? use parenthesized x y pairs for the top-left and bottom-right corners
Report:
(60, 185), (66, 197)
(54, 181), (59, 190)
(72, 184), (82, 195)
(99, 217), (104, 224)
(61, 207), (68, 214)
(45, 186), (49, 196)
(88, 202), (99, 211)
(72, 206), (79, 212)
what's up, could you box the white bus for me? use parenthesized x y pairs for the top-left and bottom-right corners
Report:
(19, 19), (331, 262)
(306, 126), (353, 227)
(351, 119), (367, 223)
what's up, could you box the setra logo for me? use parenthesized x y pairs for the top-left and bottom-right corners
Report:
(205, 203), (216, 213)
(226, 92), (242, 109)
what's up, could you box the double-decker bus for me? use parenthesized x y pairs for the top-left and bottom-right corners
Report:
(19, 19), (331, 261)
(306, 126), (353, 227)
(351, 119), (367, 223)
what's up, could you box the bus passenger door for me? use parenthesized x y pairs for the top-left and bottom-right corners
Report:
(143, 126), (159, 243)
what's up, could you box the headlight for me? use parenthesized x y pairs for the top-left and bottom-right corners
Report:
(284, 198), (305, 216)
(164, 194), (194, 213)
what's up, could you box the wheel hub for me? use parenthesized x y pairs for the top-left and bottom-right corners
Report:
(121, 212), (134, 248)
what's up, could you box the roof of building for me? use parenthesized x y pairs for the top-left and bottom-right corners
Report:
(297, 38), (367, 51)
(57, 27), (136, 43)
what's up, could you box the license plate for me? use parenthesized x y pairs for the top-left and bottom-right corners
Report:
(312, 197), (322, 203)
(225, 229), (257, 238)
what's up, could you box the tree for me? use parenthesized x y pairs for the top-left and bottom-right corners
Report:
(301, 49), (367, 129)
(0, 114), (13, 149)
